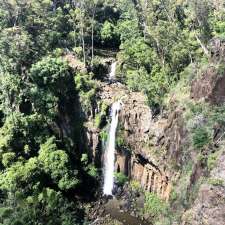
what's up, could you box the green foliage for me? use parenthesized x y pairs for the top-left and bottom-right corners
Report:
(125, 66), (170, 107)
(0, 188), (79, 225)
(116, 136), (125, 147)
(75, 72), (97, 113)
(100, 129), (108, 143)
(192, 127), (211, 149)
(86, 164), (98, 178)
(214, 21), (225, 38)
(81, 154), (98, 178)
(130, 180), (142, 192)
(29, 57), (74, 119)
(0, 28), (34, 73)
(91, 56), (108, 80)
(39, 138), (79, 190)
(0, 72), (24, 115)
(0, 157), (43, 194)
(144, 192), (168, 220)
(115, 123), (127, 148)
(120, 37), (156, 68)
(2, 152), (16, 168)
(114, 172), (128, 186)
(95, 114), (102, 128)
(116, 19), (140, 42)
(0, 113), (48, 156)
(207, 151), (220, 170)
(0, 0), (225, 223)
(81, 153), (89, 165)
(30, 57), (71, 89)
(208, 178), (224, 186)
(94, 102), (108, 128)
(169, 189), (178, 202)
(101, 21), (116, 41)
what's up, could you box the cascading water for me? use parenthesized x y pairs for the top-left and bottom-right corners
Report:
(109, 61), (117, 80)
(103, 62), (121, 195)
(103, 101), (122, 195)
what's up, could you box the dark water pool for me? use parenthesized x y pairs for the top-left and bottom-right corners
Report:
(104, 199), (150, 225)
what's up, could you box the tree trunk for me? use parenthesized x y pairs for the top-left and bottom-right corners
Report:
(91, 13), (95, 63)
(81, 24), (86, 66)
(195, 33), (211, 58)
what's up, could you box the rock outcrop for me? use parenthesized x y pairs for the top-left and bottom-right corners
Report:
(191, 66), (225, 105)
(191, 38), (225, 105)
(182, 151), (225, 225)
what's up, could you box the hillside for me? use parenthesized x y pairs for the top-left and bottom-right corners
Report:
(0, 1), (225, 225)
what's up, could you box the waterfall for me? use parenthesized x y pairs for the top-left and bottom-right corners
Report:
(103, 101), (122, 195)
(109, 61), (117, 80)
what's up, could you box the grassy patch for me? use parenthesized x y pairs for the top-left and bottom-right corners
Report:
(208, 178), (224, 186)
(207, 150), (221, 170)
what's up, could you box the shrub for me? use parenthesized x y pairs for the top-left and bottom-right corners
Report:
(94, 114), (101, 128)
(116, 136), (125, 147)
(169, 189), (178, 202)
(144, 193), (168, 218)
(87, 165), (98, 178)
(192, 127), (211, 149)
(100, 130), (108, 143)
(101, 21), (115, 41)
(114, 172), (128, 186)
(2, 152), (16, 167)
(208, 178), (224, 186)
(81, 154), (98, 178)
(75, 72), (97, 113)
(91, 56), (108, 80)
(94, 102), (108, 128)
(207, 151), (220, 170)
(81, 153), (88, 165)
(130, 180), (142, 192)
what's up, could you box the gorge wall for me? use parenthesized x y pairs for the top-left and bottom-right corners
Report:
(82, 53), (225, 224)
(83, 81), (178, 201)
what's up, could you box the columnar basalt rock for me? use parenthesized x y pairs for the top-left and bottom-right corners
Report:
(83, 82), (185, 201)
(117, 150), (174, 201)
(83, 124), (102, 166)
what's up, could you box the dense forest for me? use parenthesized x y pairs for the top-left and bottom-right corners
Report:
(0, 0), (225, 225)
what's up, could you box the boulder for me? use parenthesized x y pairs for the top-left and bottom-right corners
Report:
(191, 66), (225, 105)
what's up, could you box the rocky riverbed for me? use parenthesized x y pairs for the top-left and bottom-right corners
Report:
(86, 184), (151, 225)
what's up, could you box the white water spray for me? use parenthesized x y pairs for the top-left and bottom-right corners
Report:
(109, 61), (117, 80)
(103, 101), (122, 195)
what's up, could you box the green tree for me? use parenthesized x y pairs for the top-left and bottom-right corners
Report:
(29, 57), (74, 119)
(39, 137), (79, 191)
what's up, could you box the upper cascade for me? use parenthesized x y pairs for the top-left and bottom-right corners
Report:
(109, 61), (117, 80)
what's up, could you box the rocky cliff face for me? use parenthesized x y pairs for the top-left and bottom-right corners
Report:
(191, 38), (225, 105)
(83, 81), (182, 201)
(84, 56), (225, 224)
(182, 150), (225, 225)
(191, 66), (225, 105)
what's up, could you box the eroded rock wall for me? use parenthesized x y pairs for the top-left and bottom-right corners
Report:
(83, 80), (197, 204)
(182, 151), (225, 225)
